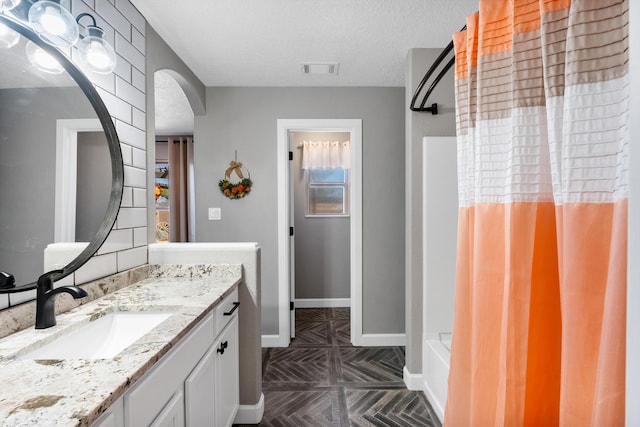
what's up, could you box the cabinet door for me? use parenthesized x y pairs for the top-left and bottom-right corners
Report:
(91, 396), (123, 427)
(215, 317), (239, 427)
(150, 390), (185, 427)
(185, 347), (216, 427)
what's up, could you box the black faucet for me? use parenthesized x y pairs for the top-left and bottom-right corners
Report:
(35, 270), (88, 329)
(0, 270), (88, 329)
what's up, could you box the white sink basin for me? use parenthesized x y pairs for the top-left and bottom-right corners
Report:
(25, 312), (172, 359)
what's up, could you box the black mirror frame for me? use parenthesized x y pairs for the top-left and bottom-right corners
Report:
(0, 14), (124, 288)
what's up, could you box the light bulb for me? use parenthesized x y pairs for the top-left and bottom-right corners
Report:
(0, 22), (20, 48)
(76, 25), (116, 74)
(0, 0), (21, 12)
(25, 40), (64, 74)
(28, 0), (78, 48)
(39, 7), (67, 35)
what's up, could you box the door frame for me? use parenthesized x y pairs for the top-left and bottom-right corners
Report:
(54, 118), (102, 242)
(276, 119), (363, 347)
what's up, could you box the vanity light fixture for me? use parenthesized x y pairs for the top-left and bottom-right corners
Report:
(0, 1), (117, 73)
(28, 0), (78, 48)
(75, 12), (116, 74)
(25, 38), (64, 73)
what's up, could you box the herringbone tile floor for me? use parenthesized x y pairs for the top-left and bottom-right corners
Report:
(235, 308), (440, 427)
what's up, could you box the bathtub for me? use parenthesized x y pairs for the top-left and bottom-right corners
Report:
(422, 332), (451, 422)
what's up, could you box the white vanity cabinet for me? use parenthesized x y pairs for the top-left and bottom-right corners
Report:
(214, 316), (239, 427)
(91, 287), (239, 427)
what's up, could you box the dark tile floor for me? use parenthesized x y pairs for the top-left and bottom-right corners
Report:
(235, 308), (440, 427)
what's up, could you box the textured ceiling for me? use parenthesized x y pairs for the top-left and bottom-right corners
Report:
(132, 0), (478, 87)
(136, 0), (478, 134)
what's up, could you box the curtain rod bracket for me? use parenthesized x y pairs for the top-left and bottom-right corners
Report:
(409, 25), (466, 114)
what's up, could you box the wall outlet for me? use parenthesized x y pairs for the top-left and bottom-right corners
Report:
(208, 208), (221, 221)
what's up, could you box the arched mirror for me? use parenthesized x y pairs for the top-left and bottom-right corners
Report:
(0, 14), (123, 292)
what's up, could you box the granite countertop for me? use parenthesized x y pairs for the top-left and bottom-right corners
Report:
(0, 264), (242, 427)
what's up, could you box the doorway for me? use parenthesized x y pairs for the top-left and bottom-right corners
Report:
(276, 119), (363, 347)
(291, 131), (351, 315)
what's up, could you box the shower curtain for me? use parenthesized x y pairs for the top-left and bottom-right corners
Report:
(445, 1), (628, 426)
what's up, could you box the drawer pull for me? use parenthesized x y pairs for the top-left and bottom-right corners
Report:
(217, 340), (228, 354)
(223, 302), (240, 316)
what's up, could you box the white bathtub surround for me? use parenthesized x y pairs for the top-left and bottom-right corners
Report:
(420, 136), (458, 422)
(0, 265), (241, 426)
(422, 334), (451, 422)
(148, 242), (264, 424)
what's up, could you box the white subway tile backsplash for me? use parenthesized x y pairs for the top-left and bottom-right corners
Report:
(96, 1), (131, 40)
(133, 187), (147, 207)
(131, 68), (145, 93)
(132, 147), (146, 168)
(8, 290), (36, 306)
(117, 246), (147, 271)
(131, 26), (145, 54)
(120, 186), (133, 207)
(99, 229), (133, 254)
(124, 165), (146, 188)
(85, 67), (116, 93)
(115, 0), (145, 34)
(97, 88), (132, 122)
(43, 243), (86, 287)
(113, 53), (132, 83)
(120, 141), (133, 165)
(78, 0), (95, 10)
(133, 227), (148, 247)
(0, 295), (7, 310)
(116, 121), (146, 149)
(116, 33), (145, 72)
(117, 207), (147, 228)
(116, 77), (146, 111)
(75, 253), (118, 284)
(132, 107), (145, 130)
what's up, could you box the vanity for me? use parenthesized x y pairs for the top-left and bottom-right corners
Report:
(0, 264), (242, 426)
(0, 7), (262, 426)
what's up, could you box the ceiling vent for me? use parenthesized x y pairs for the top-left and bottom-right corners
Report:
(301, 62), (339, 75)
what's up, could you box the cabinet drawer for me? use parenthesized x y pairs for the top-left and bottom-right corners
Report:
(215, 287), (239, 336)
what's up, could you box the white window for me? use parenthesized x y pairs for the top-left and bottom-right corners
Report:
(306, 168), (350, 216)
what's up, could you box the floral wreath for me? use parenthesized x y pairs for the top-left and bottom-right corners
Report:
(219, 160), (252, 199)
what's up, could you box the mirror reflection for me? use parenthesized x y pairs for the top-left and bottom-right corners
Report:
(0, 26), (112, 288)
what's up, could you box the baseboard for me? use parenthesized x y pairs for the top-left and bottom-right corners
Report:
(234, 393), (265, 424)
(295, 298), (350, 308)
(262, 334), (288, 348)
(403, 365), (423, 391)
(357, 333), (405, 347)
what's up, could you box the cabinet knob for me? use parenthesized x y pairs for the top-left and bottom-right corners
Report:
(217, 340), (228, 354)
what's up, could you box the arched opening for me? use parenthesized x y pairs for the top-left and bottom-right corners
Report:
(153, 70), (196, 242)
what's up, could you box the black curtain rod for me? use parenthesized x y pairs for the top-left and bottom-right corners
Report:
(409, 25), (467, 114)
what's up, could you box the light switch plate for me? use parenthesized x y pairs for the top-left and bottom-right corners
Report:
(208, 208), (221, 221)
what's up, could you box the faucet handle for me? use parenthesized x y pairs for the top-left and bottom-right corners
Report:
(37, 270), (64, 292)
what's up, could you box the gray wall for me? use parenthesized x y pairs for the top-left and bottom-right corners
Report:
(145, 24), (206, 244)
(0, 87), (97, 286)
(292, 131), (350, 301)
(194, 87), (405, 335)
(76, 131), (111, 242)
(404, 49), (456, 374)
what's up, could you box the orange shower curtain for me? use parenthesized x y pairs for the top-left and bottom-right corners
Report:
(445, 1), (628, 426)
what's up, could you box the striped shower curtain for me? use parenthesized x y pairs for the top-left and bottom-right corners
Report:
(446, 0), (628, 426)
